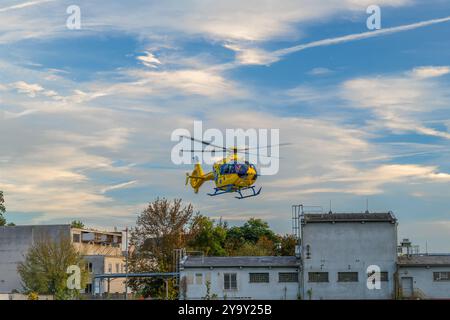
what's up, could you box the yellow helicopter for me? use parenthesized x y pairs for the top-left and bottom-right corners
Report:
(182, 136), (288, 199)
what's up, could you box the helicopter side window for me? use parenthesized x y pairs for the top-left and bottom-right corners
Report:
(220, 164), (228, 174)
(236, 164), (248, 176)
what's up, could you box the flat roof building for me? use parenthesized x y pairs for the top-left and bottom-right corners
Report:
(180, 256), (300, 300)
(0, 224), (126, 295)
(397, 254), (450, 299)
(300, 212), (398, 300)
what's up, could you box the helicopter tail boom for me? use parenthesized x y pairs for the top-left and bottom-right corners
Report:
(186, 163), (214, 193)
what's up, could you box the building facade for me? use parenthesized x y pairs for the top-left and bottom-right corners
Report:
(71, 227), (126, 294)
(397, 255), (450, 299)
(0, 225), (126, 295)
(180, 256), (300, 300)
(0, 225), (71, 293)
(300, 212), (398, 300)
(179, 212), (450, 300)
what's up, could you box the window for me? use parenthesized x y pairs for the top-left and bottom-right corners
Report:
(308, 272), (328, 282)
(220, 165), (229, 174)
(195, 273), (203, 285)
(279, 272), (298, 283)
(235, 164), (249, 176)
(249, 273), (269, 283)
(72, 234), (80, 243)
(434, 272), (450, 281)
(367, 271), (389, 282)
(338, 272), (358, 282)
(108, 263), (112, 273)
(86, 283), (92, 293)
(224, 273), (237, 290)
(87, 262), (93, 273)
(116, 263), (120, 273)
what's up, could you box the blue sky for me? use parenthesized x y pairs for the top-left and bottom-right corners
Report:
(1, 0), (450, 251)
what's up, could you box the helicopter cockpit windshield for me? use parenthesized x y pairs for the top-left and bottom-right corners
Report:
(220, 163), (255, 176)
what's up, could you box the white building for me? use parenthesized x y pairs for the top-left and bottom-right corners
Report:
(397, 254), (450, 299)
(180, 256), (300, 300)
(180, 212), (450, 300)
(300, 212), (398, 300)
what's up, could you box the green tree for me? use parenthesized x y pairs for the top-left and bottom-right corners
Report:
(0, 191), (6, 226)
(276, 234), (298, 256)
(225, 218), (277, 254)
(231, 236), (275, 256)
(228, 218), (276, 243)
(70, 220), (85, 229)
(188, 215), (227, 256)
(17, 235), (88, 300)
(128, 198), (194, 298)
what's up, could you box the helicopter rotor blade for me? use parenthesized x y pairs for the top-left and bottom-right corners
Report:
(238, 142), (292, 151)
(180, 136), (227, 151)
(236, 150), (282, 159)
(180, 149), (226, 153)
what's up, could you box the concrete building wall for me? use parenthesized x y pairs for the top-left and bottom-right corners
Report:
(181, 267), (299, 300)
(0, 225), (125, 295)
(84, 255), (126, 294)
(104, 256), (126, 294)
(301, 222), (397, 300)
(0, 225), (71, 293)
(398, 266), (450, 299)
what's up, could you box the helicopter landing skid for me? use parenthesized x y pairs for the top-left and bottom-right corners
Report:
(207, 185), (262, 199)
(207, 185), (235, 197)
(235, 186), (262, 199)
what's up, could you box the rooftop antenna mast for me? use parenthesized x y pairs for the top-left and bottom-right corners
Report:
(291, 205), (303, 258)
(365, 198), (369, 214)
(292, 204), (303, 240)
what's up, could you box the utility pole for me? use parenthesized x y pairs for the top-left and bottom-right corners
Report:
(124, 227), (129, 300)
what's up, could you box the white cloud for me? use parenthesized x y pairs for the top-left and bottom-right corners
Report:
(80, 67), (247, 99)
(223, 43), (277, 65)
(11, 81), (43, 97)
(137, 51), (161, 68)
(340, 67), (450, 139)
(2, 0), (450, 247)
(45, 128), (131, 151)
(220, 14), (450, 67)
(0, 0), (412, 46)
(410, 66), (450, 79)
